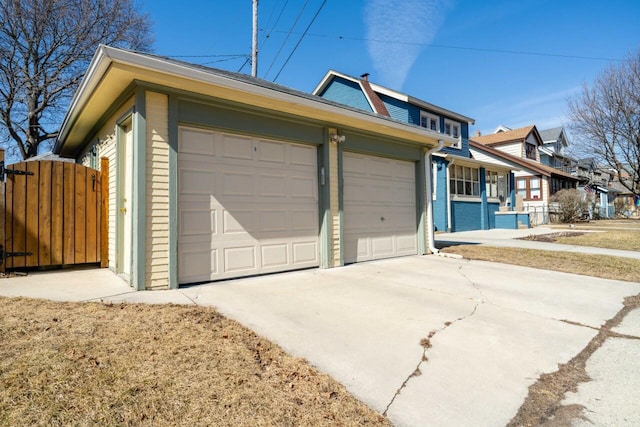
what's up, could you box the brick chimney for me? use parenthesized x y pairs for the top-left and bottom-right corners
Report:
(361, 73), (370, 81)
(474, 130), (482, 137)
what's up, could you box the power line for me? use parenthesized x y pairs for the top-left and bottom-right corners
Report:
(272, 0), (327, 82)
(270, 30), (628, 62)
(263, 0), (310, 79)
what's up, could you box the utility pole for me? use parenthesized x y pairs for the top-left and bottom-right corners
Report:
(252, 0), (258, 77)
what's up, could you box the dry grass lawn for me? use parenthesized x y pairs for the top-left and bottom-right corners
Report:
(0, 298), (389, 427)
(441, 246), (640, 282)
(551, 229), (640, 252)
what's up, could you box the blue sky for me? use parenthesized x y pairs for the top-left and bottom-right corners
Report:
(146, 0), (639, 136)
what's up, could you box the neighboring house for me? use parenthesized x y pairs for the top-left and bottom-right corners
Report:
(53, 46), (466, 291)
(538, 127), (573, 173)
(538, 127), (615, 218)
(313, 70), (518, 232)
(470, 125), (578, 224)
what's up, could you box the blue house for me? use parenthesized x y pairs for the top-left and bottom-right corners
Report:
(313, 70), (518, 231)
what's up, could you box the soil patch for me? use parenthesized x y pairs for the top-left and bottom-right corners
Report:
(520, 232), (585, 242)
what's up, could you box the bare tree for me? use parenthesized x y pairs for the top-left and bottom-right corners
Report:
(568, 49), (640, 196)
(0, 0), (152, 160)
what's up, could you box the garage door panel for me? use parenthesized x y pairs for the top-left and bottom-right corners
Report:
(180, 169), (215, 195)
(180, 248), (217, 283)
(290, 144), (316, 166)
(258, 139), (286, 163)
(290, 175), (317, 198)
(223, 172), (254, 197)
(343, 152), (418, 263)
(180, 128), (216, 155)
(222, 134), (253, 160)
(223, 246), (257, 273)
(259, 174), (287, 197)
(179, 127), (319, 283)
(261, 244), (288, 268)
(259, 210), (288, 233)
(371, 236), (394, 258)
(397, 235), (418, 253)
(222, 209), (255, 234)
(291, 209), (317, 232)
(292, 241), (318, 263)
(180, 209), (216, 236)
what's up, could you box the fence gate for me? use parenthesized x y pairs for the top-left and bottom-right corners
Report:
(1, 155), (106, 271)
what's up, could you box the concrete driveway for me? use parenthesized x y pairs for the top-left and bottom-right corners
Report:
(1, 256), (639, 426)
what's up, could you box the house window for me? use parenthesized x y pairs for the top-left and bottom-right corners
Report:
(487, 170), (510, 204)
(525, 142), (537, 160)
(450, 165), (479, 197)
(89, 144), (99, 169)
(516, 176), (542, 200)
(444, 119), (461, 149)
(420, 112), (439, 132)
(486, 171), (498, 198)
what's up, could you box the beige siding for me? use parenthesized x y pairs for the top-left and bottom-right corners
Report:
(145, 91), (170, 289)
(75, 96), (135, 272)
(495, 142), (522, 158)
(329, 141), (341, 266)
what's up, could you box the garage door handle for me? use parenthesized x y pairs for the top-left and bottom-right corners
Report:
(380, 216), (385, 221)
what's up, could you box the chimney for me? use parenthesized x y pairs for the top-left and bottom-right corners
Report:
(474, 130), (482, 137)
(361, 73), (370, 81)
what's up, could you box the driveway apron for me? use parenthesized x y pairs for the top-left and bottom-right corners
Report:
(180, 255), (640, 427)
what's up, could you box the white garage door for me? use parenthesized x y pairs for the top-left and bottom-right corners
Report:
(178, 127), (319, 283)
(343, 152), (418, 263)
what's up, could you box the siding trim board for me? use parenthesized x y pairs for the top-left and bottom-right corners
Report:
(132, 87), (146, 291)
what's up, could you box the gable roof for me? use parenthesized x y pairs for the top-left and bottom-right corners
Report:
(470, 125), (542, 147)
(313, 70), (475, 124)
(470, 139), (577, 180)
(539, 126), (570, 149)
(538, 126), (562, 142)
(55, 46), (459, 157)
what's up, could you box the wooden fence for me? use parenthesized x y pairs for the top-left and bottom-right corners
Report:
(2, 156), (107, 270)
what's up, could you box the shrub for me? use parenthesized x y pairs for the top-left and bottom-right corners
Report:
(550, 189), (589, 223)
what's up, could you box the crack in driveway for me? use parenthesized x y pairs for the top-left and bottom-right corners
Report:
(507, 293), (640, 427)
(383, 267), (485, 416)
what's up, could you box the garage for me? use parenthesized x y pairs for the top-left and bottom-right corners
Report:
(178, 127), (319, 284)
(343, 152), (418, 263)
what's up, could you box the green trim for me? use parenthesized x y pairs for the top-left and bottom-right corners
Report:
(178, 99), (324, 146)
(132, 88), (146, 291)
(337, 143), (344, 266)
(168, 95), (179, 289)
(318, 138), (331, 269)
(416, 154), (427, 255)
(341, 131), (422, 161)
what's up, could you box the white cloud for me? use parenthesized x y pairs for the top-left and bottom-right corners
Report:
(475, 86), (582, 134)
(364, 0), (452, 89)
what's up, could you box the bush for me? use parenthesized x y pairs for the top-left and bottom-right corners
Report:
(550, 189), (589, 223)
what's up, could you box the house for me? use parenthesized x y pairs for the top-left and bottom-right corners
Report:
(313, 70), (518, 232)
(53, 45), (466, 291)
(470, 126), (578, 224)
(538, 127), (573, 173)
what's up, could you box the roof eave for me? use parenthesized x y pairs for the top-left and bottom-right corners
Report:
(57, 48), (455, 156)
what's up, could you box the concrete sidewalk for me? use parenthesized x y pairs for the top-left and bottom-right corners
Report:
(436, 226), (640, 260)
(1, 256), (639, 426)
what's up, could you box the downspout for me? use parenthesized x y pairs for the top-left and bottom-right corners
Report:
(446, 158), (454, 232)
(425, 140), (444, 254)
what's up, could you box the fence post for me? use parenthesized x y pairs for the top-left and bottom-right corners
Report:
(100, 157), (109, 268)
(0, 149), (4, 273)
